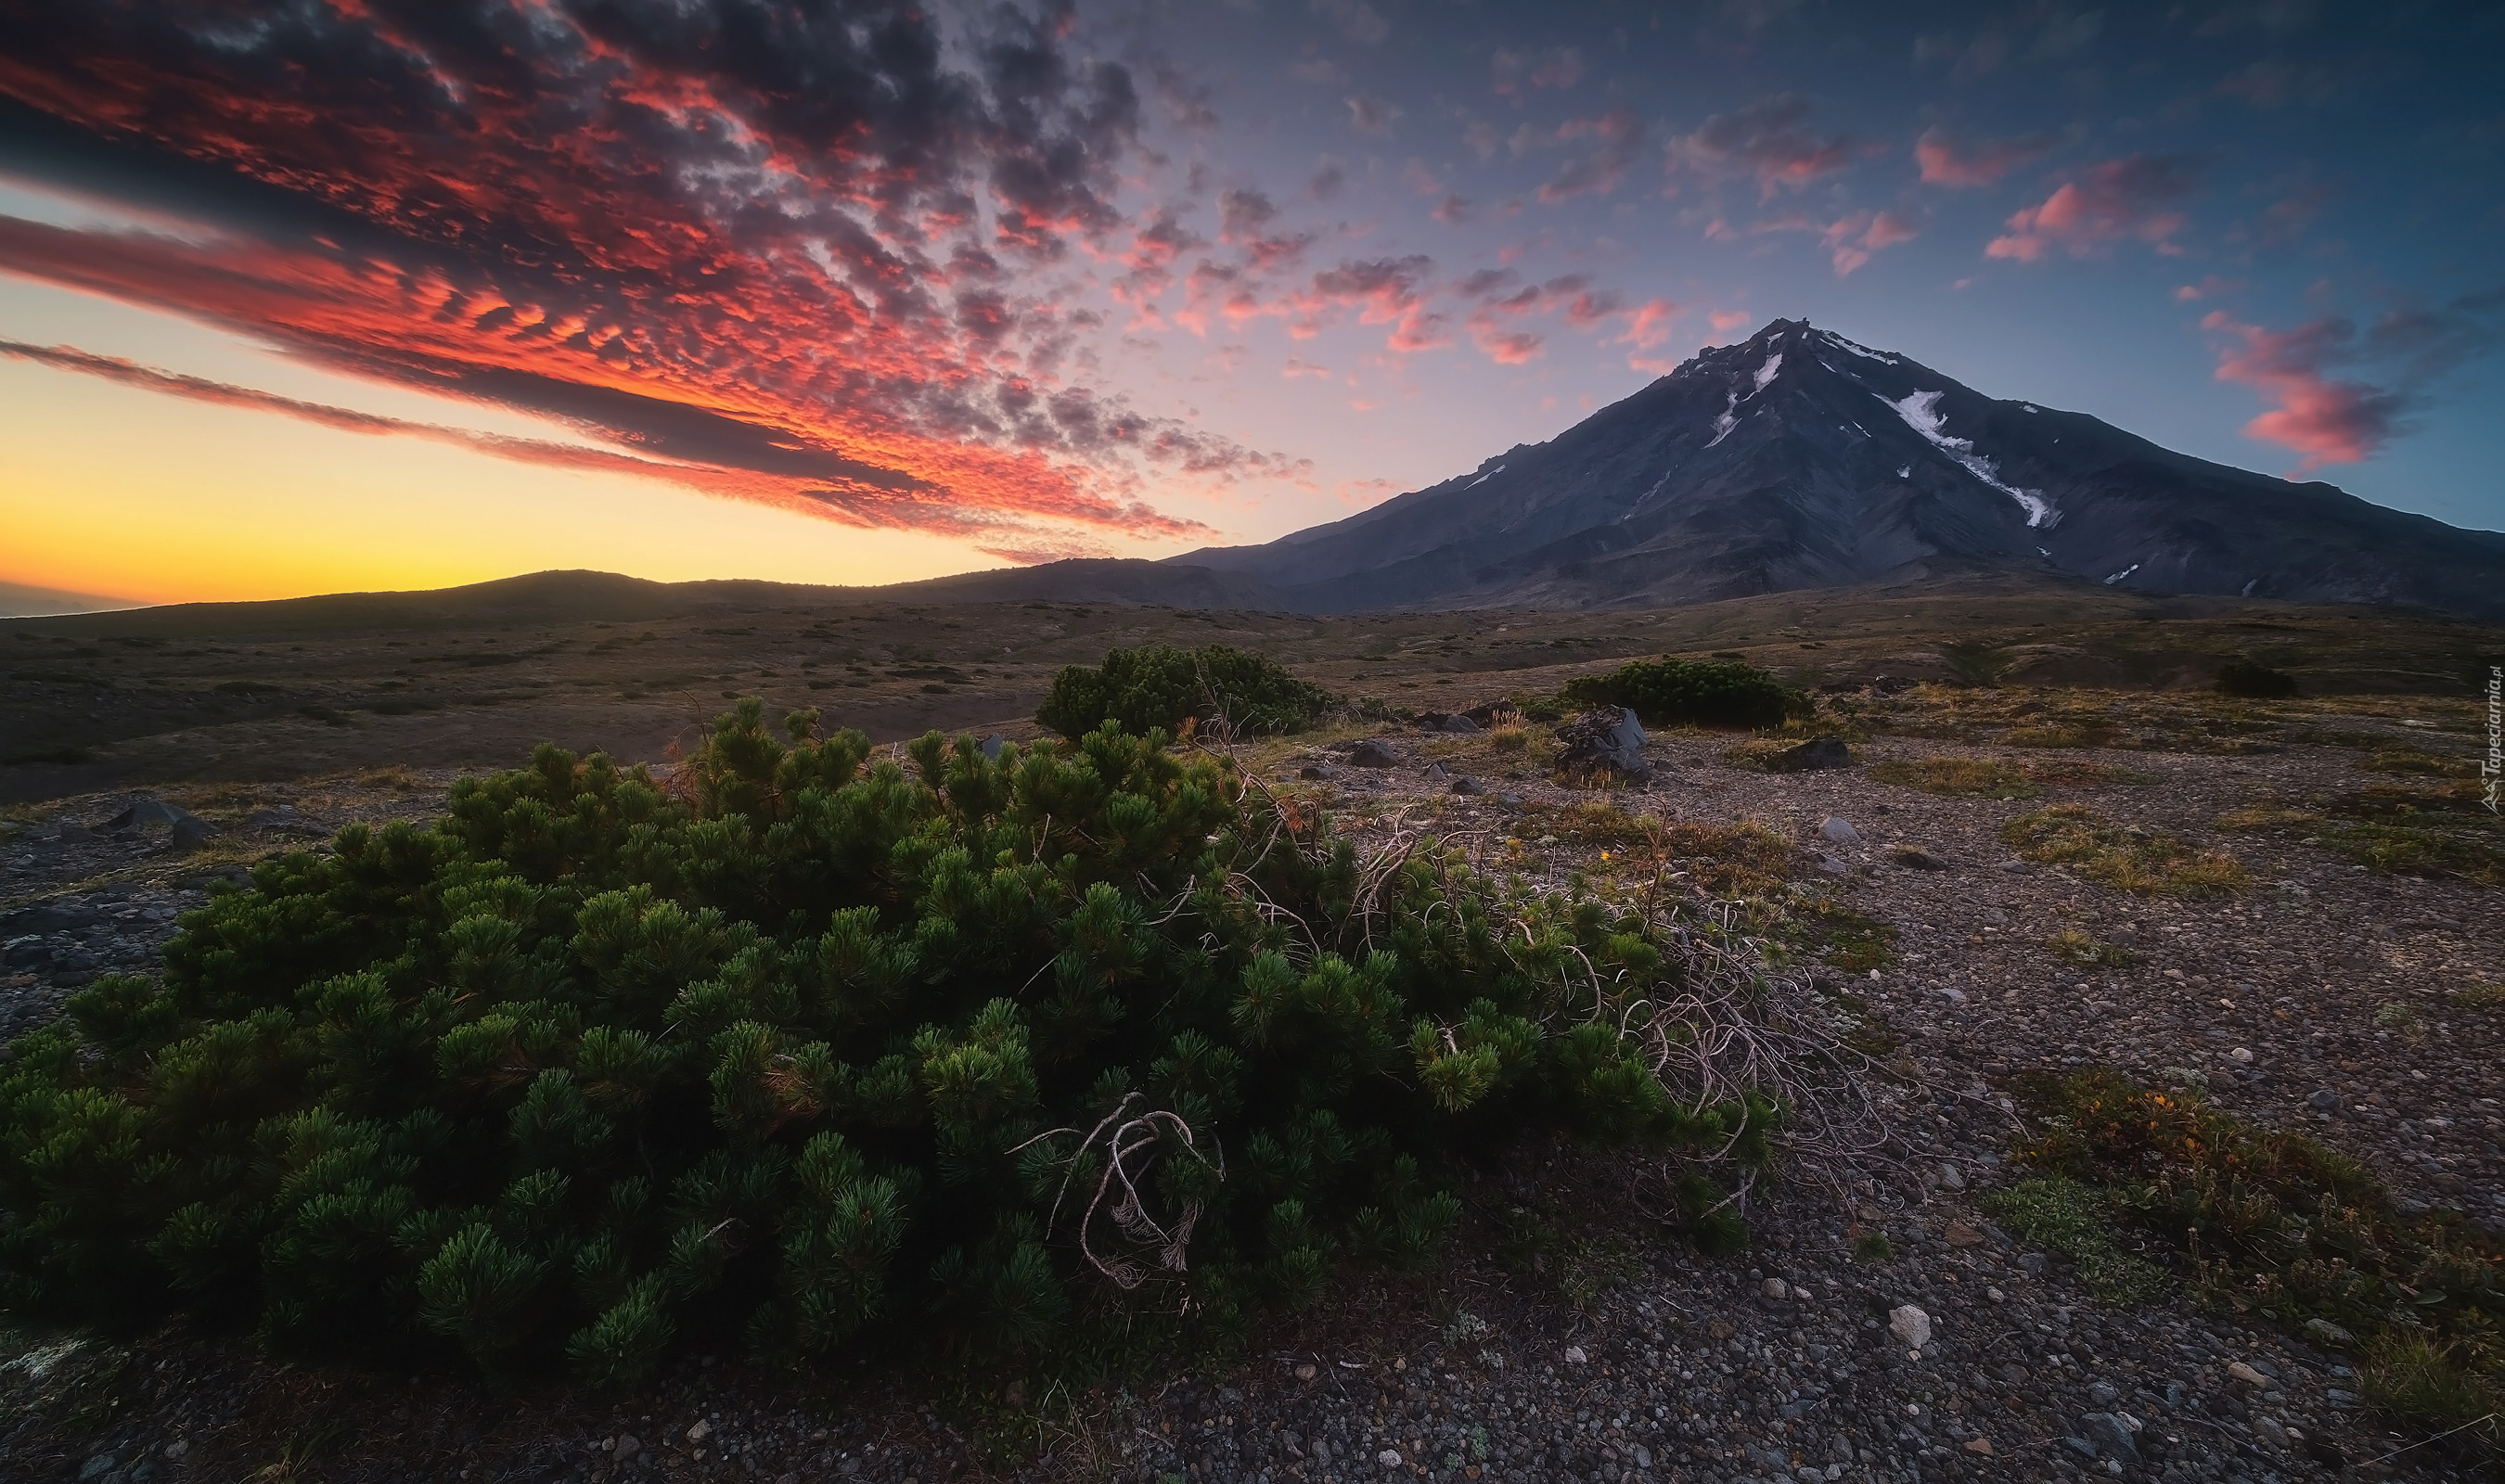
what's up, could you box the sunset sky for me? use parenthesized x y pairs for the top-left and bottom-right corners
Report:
(2, 1), (2499, 608)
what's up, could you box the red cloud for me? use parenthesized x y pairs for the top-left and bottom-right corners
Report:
(1913, 127), (2054, 187)
(1986, 155), (2197, 262)
(1822, 210), (1920, 275)
(0, 0), (1303, 551)
(1674, 94), (1852, 200)
(2202, 312), (2406, 476)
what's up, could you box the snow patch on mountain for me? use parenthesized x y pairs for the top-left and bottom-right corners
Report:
(1748, 353), (1783, 397)
(1465, 464), (1506, 490)
(1706, 389), (1740, 448)
(1884, 390), (2057, 529)
(2104, 563), (2140, 585)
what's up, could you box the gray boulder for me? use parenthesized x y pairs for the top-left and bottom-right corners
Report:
(1439, 713), (1482, 734)
(1764, 736), (1853, 773)
(1346, 739), (1399, 768)
(1554, 706), (1650, 783)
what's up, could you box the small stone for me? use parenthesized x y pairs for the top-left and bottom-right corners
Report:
(2080, 1413), (2140, 1465)
(1963, 1438), (1995, 1456)
(79, 1455), (116, 1481)
(1932, 984), (1969, 1004)
(2305, 1316), (2355, 1347)
(2307, 1088), (2341, 1111)
(1819, 815), (1861, 844)
(1563, 1345), (1587, 1363)
(1944, 1220), (1983, 1247)
(614, 1437), (642, 1461)
(1761, 1276), (1790, 1299)
(1818, 856), (1851, 875)
(687, 1419), (712, 1443)
(1888, 1304), (1932, 1350)
(1936, 1163), (1966, 1192)
(1634, 1445), (1651, 1468)
(2227, 1361), (2269, 1386)
(977, 735), (1005, 761)
(1440, 713), (1483, 734)
(1892, 846), (1948, 870)
(1451, 776), (1482, 796)
(2088, 1381), (2119, 1407)
(1347, 739), (1399, 768)
(1378, 1449), (1404, 1467)
(1294, 1362), (1317, 1380)
(2229, 1046), (2254, 1063)
(1298, 765), (1329, 780)
(1985, 1286), (2006, 1302)
(2254, 1416), (2290, 1448)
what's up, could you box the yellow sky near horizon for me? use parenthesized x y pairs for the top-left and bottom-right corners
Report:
(0, 351), (1035, 608)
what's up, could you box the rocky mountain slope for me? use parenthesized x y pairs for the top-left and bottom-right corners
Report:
(1176, 319), (2505, 617)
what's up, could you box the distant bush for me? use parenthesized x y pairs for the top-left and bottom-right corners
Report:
(2214, 659), (2299, 698)
(0, 701), (1776, 1386)
(1037, 644), (1333, 738)
(1561, 658), (1806, 730)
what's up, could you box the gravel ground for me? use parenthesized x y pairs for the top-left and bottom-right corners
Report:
(3, 715), (2499, 1484)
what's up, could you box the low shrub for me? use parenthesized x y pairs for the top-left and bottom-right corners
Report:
(2011, 1069), (2503, 1462)
(2214, 659), (2300, 698)
(1561, 658), (1805, 731)
(1036, 645), (1332, 739)
(0, 702), (1778, 1387)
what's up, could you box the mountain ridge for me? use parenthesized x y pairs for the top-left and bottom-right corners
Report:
(1175, 318), (2505, 617)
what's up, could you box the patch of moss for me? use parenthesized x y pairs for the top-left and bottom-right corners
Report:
(1868, 757), (2038, 799)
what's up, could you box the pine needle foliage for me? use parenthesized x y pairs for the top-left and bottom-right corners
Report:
(1561, 658), (1807, 731)
(1036, 644), (1333, 739)
(0, 701), (1768, 1387)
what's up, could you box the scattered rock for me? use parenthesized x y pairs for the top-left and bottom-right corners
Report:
(2305, 1317), (2355, 1347)
(2229, 1045), (2254, 1063)
(1450, 777), (1482, 796)
(614, 1435), (641, 1461)
(1346, 739), (1399, 768)
(1563, 1345), (1588, 1364)
(2227, 1361), (2270, 1386)
(1552, 707), (1649, 783)
(1377, 1449), (1403, 1467)
(1932, 985), (1969, 1004)
(1819, 814), (1861, 844)
(1818, 856), (1851, 876)
(2078, 1412), (2140, 1465)
(1888, 1304), (1932, 1350)
(1760, 1277), (1789, 1300)
(687, 1419), (713, 1443)
(1890, 845), (1948, 870)
(1962, 1437), (1995, 1456)
(1439, 713), (1482, 734)
(171, 815), (220, 852)
(976, 735), (1005, 761)
(1935, 1162), (1966, 1192)
(1766, 736), (1854, 773)
(1298, 765), (1330, 780)
(2308, 1087), (2341, 1111)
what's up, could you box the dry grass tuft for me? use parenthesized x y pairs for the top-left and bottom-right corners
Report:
(2001, 803), (2248, 896)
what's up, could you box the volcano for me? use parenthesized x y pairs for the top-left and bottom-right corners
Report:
(1171, 318), (2505, 616)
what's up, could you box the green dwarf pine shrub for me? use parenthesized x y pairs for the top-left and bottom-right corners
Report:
(1036, 644), (1333, 738)
(1561, 658), (1807, 731)
(0, 702), (1774, 1386)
